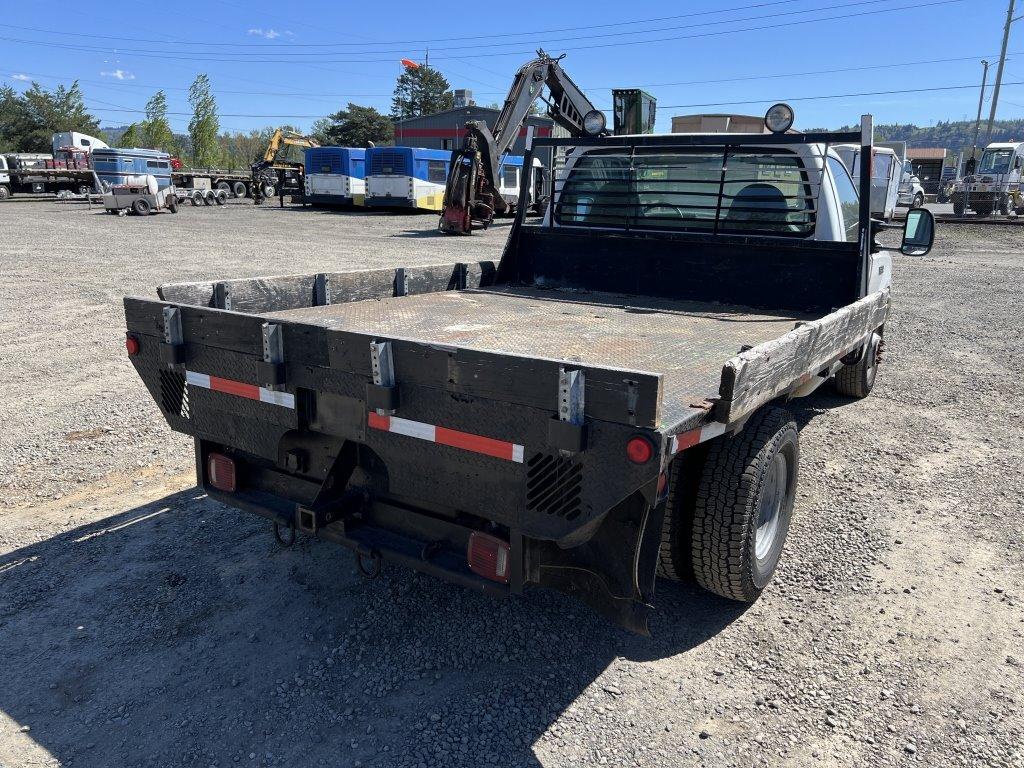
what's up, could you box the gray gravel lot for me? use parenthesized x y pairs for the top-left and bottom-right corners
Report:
(0, 200), (1021, 767)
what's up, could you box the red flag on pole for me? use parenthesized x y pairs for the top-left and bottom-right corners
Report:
(400, 59), (419, 69)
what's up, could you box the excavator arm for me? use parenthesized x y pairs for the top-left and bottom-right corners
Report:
(252, 129), (320, 205)
(439, 51), (605, 234)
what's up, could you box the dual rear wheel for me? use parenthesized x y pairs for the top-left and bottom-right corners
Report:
(658, 334), (880, 602)
(658, 406), (799, 602)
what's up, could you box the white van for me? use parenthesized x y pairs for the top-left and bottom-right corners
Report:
(833, 144), (901, 220)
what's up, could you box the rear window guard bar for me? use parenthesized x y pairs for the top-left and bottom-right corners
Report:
(516, 119), (876, 294)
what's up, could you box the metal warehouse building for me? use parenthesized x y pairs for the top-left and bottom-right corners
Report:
(393, 107), (556, 162)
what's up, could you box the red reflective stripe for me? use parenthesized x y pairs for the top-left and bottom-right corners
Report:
(367, 412), (391, 431)
(435, 426), (515, 461)
(209, 375), (260, 400)
(674, 429), (702, 453)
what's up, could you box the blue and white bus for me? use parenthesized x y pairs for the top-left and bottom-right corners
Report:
(303, 146), (366, 206)
(91, 147), (173, 191)
(493, 154), (545, 211)
(365, 147), (450, 211)
(365, 147), (541, 213)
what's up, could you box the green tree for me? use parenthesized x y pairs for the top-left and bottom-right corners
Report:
(117, 123), (143, 148)
(0, 86), (32, 153)
(391, 65), (453, 120)
(13, 81), (99, 152)
(188, 74), (220, 167)
(314, 104), (393, 146)
(142, 90), (176, 152)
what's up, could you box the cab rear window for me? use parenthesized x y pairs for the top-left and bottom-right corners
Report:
(554, 148), (816, 237)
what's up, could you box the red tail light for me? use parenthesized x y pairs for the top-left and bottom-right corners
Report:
(125, 335), (140, 356)
(626, 436), (655, 464)
(207, 453), (237, 492)
(467, 532), (510, 584)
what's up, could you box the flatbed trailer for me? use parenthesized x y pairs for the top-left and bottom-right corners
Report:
(173, 168), (252, 198)
(123, 114), (935, 633)
(0, 166), (100, 198)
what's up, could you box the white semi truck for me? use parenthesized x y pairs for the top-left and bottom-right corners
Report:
(950, 141), (1024, 216)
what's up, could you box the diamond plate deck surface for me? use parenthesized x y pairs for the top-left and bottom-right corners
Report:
(266, 287), (816, 426)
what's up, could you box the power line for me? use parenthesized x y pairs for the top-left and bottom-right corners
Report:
(0, 0), (967, 63)
(80, 80), (1024, 119)
(0, 0), (826, 48)
(657, 81), (1024, 110)
(13, 51), (1011, 100)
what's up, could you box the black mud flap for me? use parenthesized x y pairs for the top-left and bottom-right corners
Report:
(526, 491), (665, 635)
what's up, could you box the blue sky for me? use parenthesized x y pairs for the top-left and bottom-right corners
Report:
(1, 0), (1020, 135)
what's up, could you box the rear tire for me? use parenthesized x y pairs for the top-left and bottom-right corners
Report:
(952, 196), (965, 216)
(167, 196), (178, 214)
(911, 192), (924, 209)
(232, 181), (247, 198)
(131, 198), (152, 216)
(657, 452), (702, 583)
(0, 185), (11, 200)
(691, 406), (799, 602)
(834, 331), (881, 398)
(214, 189), (228, 205)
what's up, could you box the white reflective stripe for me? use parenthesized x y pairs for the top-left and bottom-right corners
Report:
(186, 370), (211, 389)
(259, 388), (295, 409)
(388, 416), (436, 442)
(511, 444), (525, 463)
(700, 422), (727, 442)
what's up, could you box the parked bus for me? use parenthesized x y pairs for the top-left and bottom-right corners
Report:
(303, 146), (366, 207)
(91, 148), (173, 191)
(366, 147), (540, 213)
(365, 147), (450, 211)
(493, 154), (545, 211)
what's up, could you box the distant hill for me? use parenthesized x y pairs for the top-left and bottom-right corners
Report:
(824, 119), (1024, 151)
(100, 126), (130, 145)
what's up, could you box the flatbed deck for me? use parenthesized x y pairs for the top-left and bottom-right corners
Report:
(266, 286), (815, 426)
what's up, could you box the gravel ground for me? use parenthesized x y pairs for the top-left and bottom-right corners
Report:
(0, 200), (1021, 768)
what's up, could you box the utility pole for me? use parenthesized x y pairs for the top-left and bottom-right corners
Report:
(972, 60), (991, 158)
(984, 0), (1017, 143)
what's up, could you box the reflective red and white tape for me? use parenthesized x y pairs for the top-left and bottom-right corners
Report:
(368, 412), (525, 463)
(670, 422), (727, 455)
(185, 370), (295, 409)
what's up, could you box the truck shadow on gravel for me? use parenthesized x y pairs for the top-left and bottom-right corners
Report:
(0, 487), (747, 767)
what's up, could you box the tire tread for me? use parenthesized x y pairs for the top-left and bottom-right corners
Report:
(691, 407), (798, 602)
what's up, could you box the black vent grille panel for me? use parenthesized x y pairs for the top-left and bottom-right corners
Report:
(526, 453), (583, 520)
(160, 370), (190, 419)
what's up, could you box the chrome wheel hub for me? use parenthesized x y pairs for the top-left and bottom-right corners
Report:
(755, 452), (787, 560)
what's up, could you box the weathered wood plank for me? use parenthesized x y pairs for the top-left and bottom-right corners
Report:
(719, 290), (890, 422)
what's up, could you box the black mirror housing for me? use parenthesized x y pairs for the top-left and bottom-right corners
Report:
(901, 208), (935, 256)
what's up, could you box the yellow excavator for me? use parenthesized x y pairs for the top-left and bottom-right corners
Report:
(251, 129), (319, 205)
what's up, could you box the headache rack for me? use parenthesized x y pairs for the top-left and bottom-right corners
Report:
(515, 123), (873, 245)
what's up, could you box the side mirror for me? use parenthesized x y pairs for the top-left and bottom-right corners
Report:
(901, 208), (935, 256)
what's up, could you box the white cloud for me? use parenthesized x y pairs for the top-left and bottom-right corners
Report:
(247, 27), (280, 39)
(11, 73), (31, 81)
(100, 69), (135, 80)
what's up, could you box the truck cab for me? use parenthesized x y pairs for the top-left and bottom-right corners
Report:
(952, 141), (1024, 216)
(897, 160), (925, 208)
(833, 144), (902, 220)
